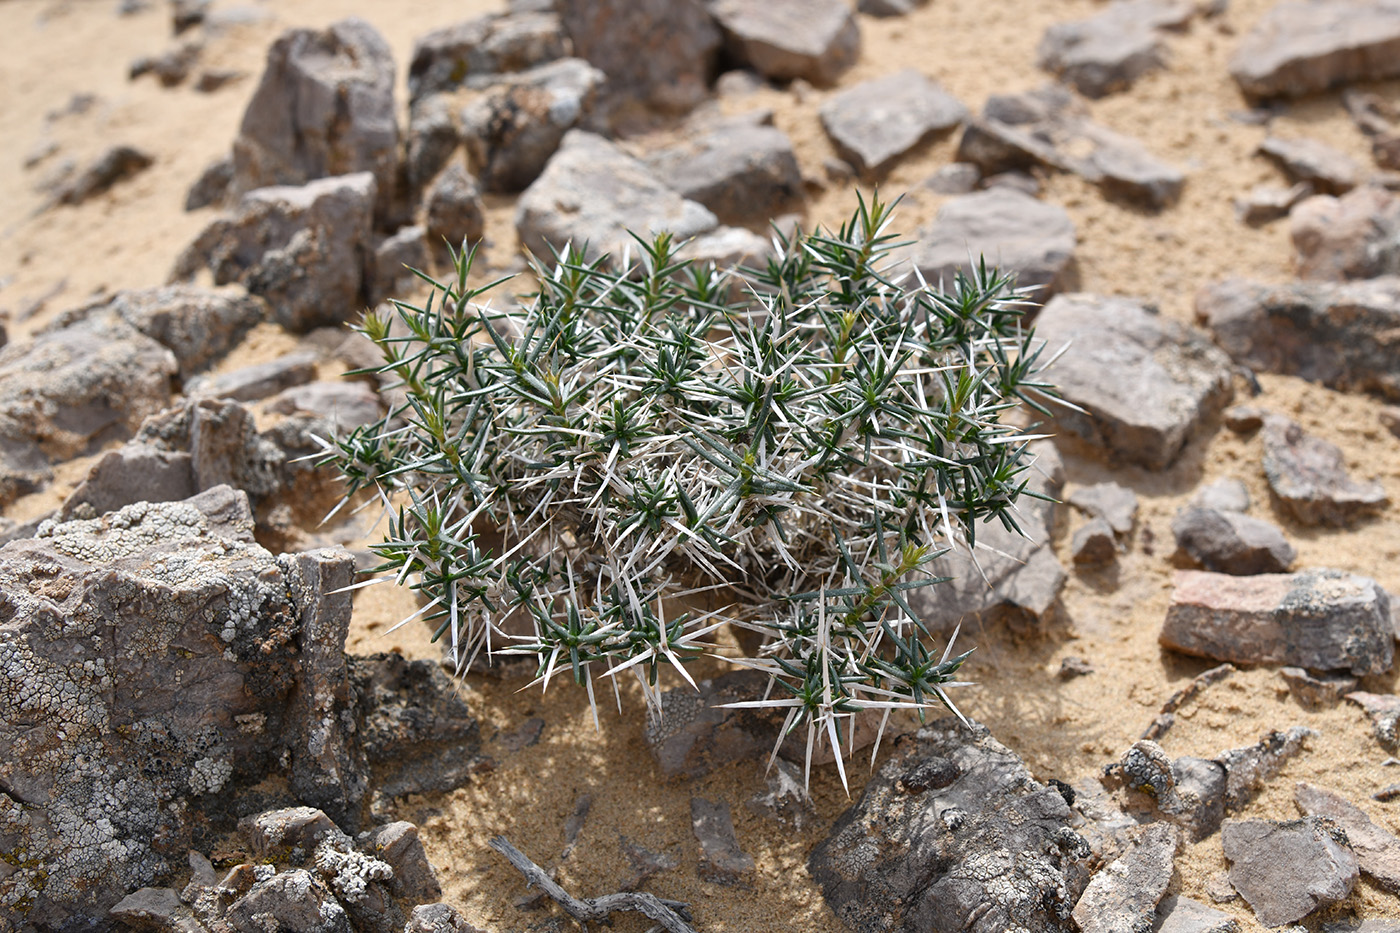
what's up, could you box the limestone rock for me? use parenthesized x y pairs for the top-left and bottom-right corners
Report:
(185, 155), (232, 211)
(709, 0), (860, 86)
(1222, 817), (1359, 927)
(1230, 0), (1400, 99)
(1279, 667), (1358, 709)
(1235, 182), (1312, 226)
(405, 95), (461, 196)
(1347, 691), (1400, 751)
(1262, 416), (1388, 525)
(820, 69), (968, 177)
(368, 226), (429, 306)
(266, 381), (385, 430)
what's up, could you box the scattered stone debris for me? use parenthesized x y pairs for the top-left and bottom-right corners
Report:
(1261, 416), (1389, 526)
(267, 381), (385, 431)
(1222, 817), (1359, 927)
(924, 161), (981, 194)
(1072, 822), (1179, 933)
(645, 112), (804, 225)
(1345, 88), (1400, 171)
(1140, 663), (1236, 743)
(1229, 0), (1400, 99)
(747, 759), (816, 830)
(1153, 894), (1239, 933)
(369, 225), (429, 305)
(691, 797), (756, 886)
(1346, 691), (1400, 751)
(1280, 668), (1359, 709)
(1036, 0), (1194, 98)
(1073, 516), (1119, 565)
(425, 163), (486, 262)
(858, 0), (927, 17)
(819, 69), (968, 177)
(52, 144), (154, 206)
(1218, 727), (1316, 812)
(620, 836), (680, 891)
(1295, 782), (1400, 892)
(1171, 506), (1295, 575)
(1259, 136), (1361, 195)
(1222, 405), (1267, 433)
(186, 154), (233, 210)
(129, 39), (203, 86)
(1234, 182), (1312, 225)
(1291, 186), (1400, 281)
(1162, 569), (1394, 675)
(709, 0), (860, 86)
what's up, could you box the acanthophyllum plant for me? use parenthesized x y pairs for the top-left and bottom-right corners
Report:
(325, 195), (1061, 786)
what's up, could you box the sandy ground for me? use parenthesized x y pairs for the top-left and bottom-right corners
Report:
(3, 0), (1400, 929)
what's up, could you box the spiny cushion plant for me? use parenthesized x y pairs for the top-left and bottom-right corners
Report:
(325, 195), (1062, 784)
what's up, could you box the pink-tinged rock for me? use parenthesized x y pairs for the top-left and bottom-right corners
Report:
(1162, 569), (1394, 676)
(1290, 186), (1400, 281)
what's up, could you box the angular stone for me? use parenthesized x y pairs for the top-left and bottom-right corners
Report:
(1223, 405), (1267, 434)
(746, 758), (816, 829)
(109, 886), (207, 933)
(1036, 293), (1234, 470)
(460, 57), (605, 193)
(1259, 136), (1361, 195)
(1222, 817), (1358, 927)
(266, 382), (384, 430)
(1262, 416), (1388, 526)
(1235, 182), (1312, 226)
(242, 806), (341, 859)
(709, 0), (860, 86)
(1296, 782), (1400, 892)
(1073, 822), (1179, 933)
(1068, 482), (1138, 535)
(924, 162), (981, 194)
(858, 0), (927, 16)
(185, 155), (232, 211)
(1037, 0), (1194, 98)
(171, 173), (376, 333)
(53, 144), (154, 206)
(1218, 727), (1315, 812)
(360, 822), (442, 903)
(225, 869), (351, 933)
(1073, 516), (1119, 565)
(404, 903), (484, 933)
(231, 19), (397, 220)
(1171, 507), (1295, 575)
(1290, 186), (1400, 281)
(1162, 569), (1394, 675)
(690, 797), (755, 886)
(819, 70), (968, 177)
(409, 12), (567, 103)
(1153, 894), (1240, 933)
(1229, 0), (1400, 99)
(187, 351), (319, 403)
(1196, 276), (1400, 400)
(645, 114), (803, 225)
(368, 226), (429, 306)
(1191, 478), (1251, 513)
(809, 719), (1091, 933)
(59, 444), (195, 521)
(1279, 667), (1358, 709)
(405, 95), (461, 196)
(516, 131), (717, 264)
(905, 188), (1076, 297)
(1347, 691), (1400, 750)
(644, 670), (782, 778)
(130, 40), (202, 87)
(1172, 756), (1227, 841)
(425, 164), (486, 259)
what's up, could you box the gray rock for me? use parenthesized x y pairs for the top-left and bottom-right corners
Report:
(1171, 507), (1296, 575)
(185, 155), (232, 211)
(109, 886), (208, 932)
(1382, 405), (1400, 438)
(231, 19), (397, 220)
(516, 130), (717, 264)
(1279, 667), (1358, 709)
(819, 69), (968, 177)
(1229, 0), (1400, 99)
(129, 40), (202, 86)
(369, 226), (429, 306)
(405, 95), (461, 197)
(1037, 0), (1194, 98)
(691, 797), (755, 886)
(981, 170), (1040, 196)
(360, 822), (442, 903)
(1035, 293), (1234, 470)
(1222, 817), (1358, 927)
(1234, 182), (1312, 226)
(1068, 482), (1138, 535)
(1262, 416), (1389, 526)
(1072, 822), (1179, 933)
(188, 351), (319, 402)
(1172, 756), (1227, 841)
(242, 806), (342, 859)
(1191, 478), (1251, 513)
(461, 58), (604, 193)
(59, 444), (195, 521)
(53, 144), (154, 206)
(1223, 405), (1267, 434)
(226, 869), (352, 933)
(1153, 895), (1239, 933)
(1073, 516), (1119, 565)
(409, 12), (567, 103)
(858, 0), (927, 15)
(905, 188), (1076, 297)
(425, 164), (486, 260)
(1324, 922), (1400, 933)
(809, 718), (1091, 933)
(1162, 569), (1394, 675)
(709, 0), (860, 86)
(676, 225), (773, 273)
(1217, 727), (1315, 812)
(1296, 782), (1400, 892)
(1346, 691), (1400, 751)
(1196, 276), (1400, 400)
(1259, 136), (1361, 195)
(747, 758), (816, 829)
(620, 836), (680, 890)
(558, 0), (719, 115)
(645, 114), (803, 225)
(924, 162), (981, 194)
(266, 381), (384, 429)
(1290, 186), (1400, 281)
(404, 903), (484, 933)
(171, 173), (376, 333)
(644, 670), (782, 778)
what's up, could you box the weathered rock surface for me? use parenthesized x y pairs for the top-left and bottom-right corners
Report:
(644, 671), (778, 778)
(691, 797), (755, 886)
(187, 351), (319, 402)
(1347, 691), (1400, 750)
(1235, 181), (1312, 226)
(460, 57), (605, 192)
(1191, 478), (1251, 514)
(1217, 727), (1315, 812)
(1259, 136), (1361, 195)
(171, 172), (376, 333)
(1035, 293), (1234, 470)
(645, 113), (803, 225)
(1290, 186), (1400, 281)
(408, 11), (567, 103)
(425, 163), (486, 260)
(1229, 0), (1400, 99)
(1153, 894), (1239, 933)
(1171, 507), (1296, 575)
(405, 903), (484, 933)
(129, 39), (202, 87)
(1037, 0), (1194, 98)
(516, 130), (717, 264)
(230, 19), (398, 220)
(709, 0), (860, 86)
(186, 154), (233, 211)
(1161, 569), (1394, 675)
(810, 719), (1090, 933)
(1295, 782), (1400, 892)
(1196, 276), (1400, 400)
(903, 188), (1076, 297)
(52, 144), (154, 206)
(368, 225), (429, 306)
(405, 94), (460, 198)
(1222, 817), (1359, 927)
(267, 381), (385, 429)
(1261, 416), (1389, 525)
(1068, 482), (1138, 536)
(819, 69), (967, 177)
(1279, 667), (1358, 709)
(1072, 822), (1179, 933)
(858, 0), (927, 16)
(1073, 517), (1119, 565)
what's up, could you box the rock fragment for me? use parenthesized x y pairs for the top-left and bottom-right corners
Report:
(1222, 817), (1358, 927)
(404, 903), (484, 933)
(1279, 667), (1358, 709)
(267, 382), (384, 430)
(859, 0), (927, 15)
(691, 798), (755, 886)
(1345, 691), (1400, 751)
(1235, 182), (1312, 225)
(1190, 478), (1250, 513)
(1229, 0), (1400, 99)
(425, 164), (486, 260)
(129, 40), (202, 86)
(644, 671), (782, 778)
(408, 12), (567, 103)
(1295, 782), (1400, 892)
(1073, 517), (1119, 565)
(709, 0), (860, 86)
(187, 351), (319, 402)
(1259, 136), (1361, 194)
(1217, 727), (1315, 811)
(185, 155), (232, 211)
(645, 113), (803, 225)
(1068, 482), (1138, 535)
(1037, 0), (1193, 98)
(1170, 507), (1295, 575)
(819, 70), (968, 177)
(368, 226), (429, 306)
(1290, 186), (1400, 281)
(1153, 894), (1239, 933)
(405, 95), (461, 196)
(1162, 569), (1393, 675)
(53, 144), (154, 206)
(1072, 822), (1179, 933)
(1261, 416), (1388, 526)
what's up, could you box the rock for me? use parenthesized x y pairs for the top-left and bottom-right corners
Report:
(59, 444), (195, 521)
(129, 40), (202, 86)
(53, 144), (154, 206)
(904, 188), (1076, 297)
(1223, 405), (1267, 434)
(424, 164), (486, 260)
(1170, 508), (1296, 575)
(1218, 727), (1315, 811)
(924, 162), (981, 194)
(746, 759), (816, 829)
(709, 0), (860, 86)
(243, 806), (342, 859)
(1235, 182), (1312, 225)
(405, 95), (461, 196)
(819, 69), (968, 177)
(409, 12), (567, 102)
(1196, 277), (1400, 400)
(1261, 416), (1389, 525)
(620, 836), (680, 890)
(1229, 0), (1400, 99)
(225, 869), (352, 933)
(1036, 0), (1194, 98)
(1290, 186), (1400, 281)
(1346, 691), (1400, 750)
(690, 797), (755, 886)
(982, 170), (1040, 196)
(195, 69), (242, 93)
(1059, 656), (1095, 679)
(1382, 405), (1400, 438)
(859, 0), (927, 15)
(1073, 517), (1119, 565)
(1035, 293), (1234, 470)
(171, 0), (207, 33)
(360, 822), (442, 903)
(1259, 136), (1361, 195)
(230, 19), (398, 220)
(644, 671), (782, 778)
(109, 886), (207, 932)
(1279, 667), (1358, 709)
(1072, 822), (1179, 933)
(1068, 482), (1138, 536)
(1162, 569), (1394, 675)
(1172, 756), (1228, 840)
(461, 58), (605, 192)
(171, 173), (376, 333)
(908, 440), (1067, 633)
(1296, 782), (1400, 892)
(676, 225), (773, 274)
(645, 114), (803, 225)
(185, 155), (232, 211)
(188, 351), (319, 402)
(1153, 895), (1240, 933)
(266, 381), (384, 429)
(557, 0), (719, 115)
(809, 718), (1091, 933)
(368, 226), (429, 306)
(404, 903), (484, 933)
(1222, 817), (1358, 927)
(1191, 478), (1251, 513)
(516, 131), (717, 264)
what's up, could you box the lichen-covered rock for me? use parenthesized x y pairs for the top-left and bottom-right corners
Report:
(1071, 822), (1179, 933)
(1222, 817), (1359, 927)
(809, 718), (1091, 933)
(644, 671), (784, 778)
